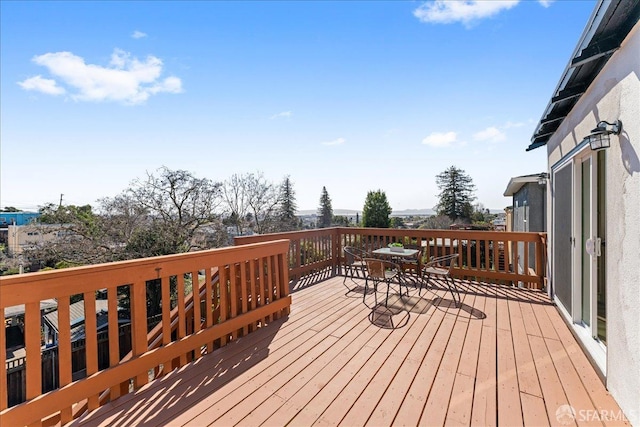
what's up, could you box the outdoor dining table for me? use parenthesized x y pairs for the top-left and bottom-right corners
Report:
(372, 247), (421, 278)
(372, 247), (419, 261)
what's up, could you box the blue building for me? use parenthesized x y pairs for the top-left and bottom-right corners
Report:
(0, 212), (40, 227)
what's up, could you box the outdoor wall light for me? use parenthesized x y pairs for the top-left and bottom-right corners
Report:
(537, 173), (550, 186)
(583, 120), (623, 151)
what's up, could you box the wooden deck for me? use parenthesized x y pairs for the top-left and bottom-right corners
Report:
(69, 272), (627, 426)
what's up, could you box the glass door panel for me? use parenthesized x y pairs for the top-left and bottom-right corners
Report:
(597, 150), (607, 344)
(581, 159), (591, 326)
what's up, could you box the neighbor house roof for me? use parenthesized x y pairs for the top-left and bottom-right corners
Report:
(44, 300), (110, 342)
(4, 299), (58, 319)
(527, 0), (640, 151)
(504, 173), (546, 197)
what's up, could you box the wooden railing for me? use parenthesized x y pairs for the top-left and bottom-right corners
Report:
(1, 228), (546, 425)
(0, 240), (291, 426)
(235, 228), (340, 280)
(237, 227), (547, 289)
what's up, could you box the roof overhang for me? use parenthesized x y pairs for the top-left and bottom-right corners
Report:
(503, 174), (546, 197)
(527, 0), (640, 151)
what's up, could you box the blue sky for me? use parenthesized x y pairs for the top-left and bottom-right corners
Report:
(1, 1), (595, 212)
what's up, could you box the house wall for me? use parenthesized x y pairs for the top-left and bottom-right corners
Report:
(512, 182), (546, 275)
(7, 225), (59, 256)
(546, 22), (640, 423)
(512, 182), (546, 233)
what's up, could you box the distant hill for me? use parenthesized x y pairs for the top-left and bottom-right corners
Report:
(297, 208), (436, 217)
(297, 208), (504, 216)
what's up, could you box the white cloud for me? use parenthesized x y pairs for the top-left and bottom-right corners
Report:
(538, 0), (554, 8)
(18, 49), (182, 105)
(473, 126), (506, 143)
(503, 120), (525, 129)
(414, 0), (519, 26)
(270, 111), (292, 120)
(132, 30), (147, 39)
(17, 75), (65, 95)
(421, 131), (457, 147)
(321, 137), (345, 146)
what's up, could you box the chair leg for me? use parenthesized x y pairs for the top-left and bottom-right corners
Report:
(444, 276), (461, 307)
(385, 279), (391, 307)
(363, 277), (368, 303)
(398, 274), (408, 297)
(419, 273), (431, 296)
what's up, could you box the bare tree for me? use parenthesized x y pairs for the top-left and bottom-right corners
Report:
(247, 173), (279, 234)
(23, 168), (224, 267)
(126, 167), (223, 255)
(222, 173), (252, 236)
(222, 172), (279, 235)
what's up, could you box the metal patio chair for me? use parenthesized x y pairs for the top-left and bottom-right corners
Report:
(420, 253), (462, 307)
(343, 246), (369, 289)
(363, 258), (407, 307)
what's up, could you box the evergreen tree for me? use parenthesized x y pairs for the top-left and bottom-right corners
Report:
(317, 186), (333, 228)
(277, 176), (299, 231)
(362, 190), (392, 228)
(435, 166), (476, 221)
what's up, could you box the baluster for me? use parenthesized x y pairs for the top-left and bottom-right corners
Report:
(240, 261), (248, 336)
(107, 288), (121, 403)
(219, 266), (229, 346)
(259, 257), (268, 325)
(176, 274), (187, 366)
(130, 281), (148, 389)
(81, 291), (99, 410)
(249, 260), (257, 330)
(205, 268), (214, 353)
(25, 302), (41, 403)
(229, 264), (239, 340)
(266, 257), (274, 323)
(192, 270), (202, 359)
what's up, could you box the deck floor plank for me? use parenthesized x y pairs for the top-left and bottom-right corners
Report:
(446, 286), (487, 426)
(63, 273), (626, 427)
(313, 291), (431, 426)
(363, 289), (457, 426)
(420, 291), (476, 426)
(539, 304), (629, 426)
(471, 281), (497, 427)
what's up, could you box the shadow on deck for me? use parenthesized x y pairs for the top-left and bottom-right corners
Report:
(71, 273), (627, 427)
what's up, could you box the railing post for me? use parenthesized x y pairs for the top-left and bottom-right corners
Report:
(536, 233), (546, 289)
(334, 228), (342, 275)
(0, 307), (6, 411)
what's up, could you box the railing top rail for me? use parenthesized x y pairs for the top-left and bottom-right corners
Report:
(336, 227), (546, 241)
(235, 228), (338, 245)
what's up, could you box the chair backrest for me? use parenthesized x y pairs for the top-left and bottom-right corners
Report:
(364, 258), (386, 279)
(428, 253), (459, 271)
(344, 246), (367, 265)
